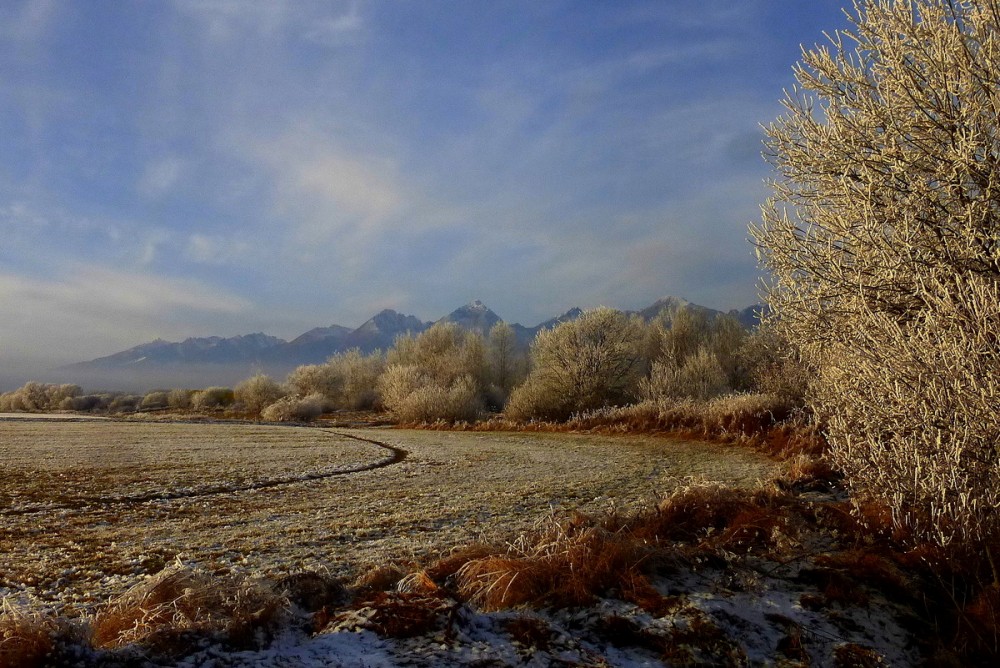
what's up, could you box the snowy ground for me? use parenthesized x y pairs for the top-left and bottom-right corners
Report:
(73, 557), (921, 667)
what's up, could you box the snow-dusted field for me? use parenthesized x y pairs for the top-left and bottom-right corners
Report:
(0, 421), (776, 614)
(0, 421), (927, 665)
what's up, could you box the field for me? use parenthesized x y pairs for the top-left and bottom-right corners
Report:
(0, 418), (778, 616)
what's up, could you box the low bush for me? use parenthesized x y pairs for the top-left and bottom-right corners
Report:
(736, 326), (809, 403)
(58, 394), (105, 412)
(140, 391), (170, 410)
(261, 393), (327, 422)
(503, 308), (644, 421)
(233, 374), (286, 417)
(333, 349), (385, 410)
(108, 394), (142, 413)
(167, 389), (195, 410)
(377, 366), (482, 424)
(0, 382), (82, 412)
(286, 364), (341, 400)
(286, 349), (385, 410)
(503, 378), (571, 422)
(190, 387), (235, 411)
(641, 347), (730, 401)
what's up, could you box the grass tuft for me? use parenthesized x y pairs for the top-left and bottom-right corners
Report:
(0, 600), (85, 668)
(91, 565), (287, 657)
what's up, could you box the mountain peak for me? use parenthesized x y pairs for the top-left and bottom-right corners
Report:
(438, 301), (502, 333)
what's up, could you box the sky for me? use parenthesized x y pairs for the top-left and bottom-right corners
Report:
(0, 0), (855, 378)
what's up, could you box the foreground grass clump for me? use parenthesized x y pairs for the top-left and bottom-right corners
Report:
(407, 483), (799, 613)
(0, 601), (87, 667)
(91, 566), (288, 654)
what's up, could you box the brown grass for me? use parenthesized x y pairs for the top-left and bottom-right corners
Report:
(633, 483), (793, 551)
(418, 483), (801, 612)
(352, 563), (407, 595)
(345, 591), (455, 639)
(0, 601), (83, 668)
(458, 393), (827, 464)
(452, 518), (646, 611)
(91, 566), (287, 656)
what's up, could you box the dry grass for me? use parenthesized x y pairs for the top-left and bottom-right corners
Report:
(470, 392), (826, 463)
(1, 467), (996, 664)
(454, 526), (644, 610)
(91, 565), (287, 655)
(415, 482), (800, 613)
(0, 601), (84, 668)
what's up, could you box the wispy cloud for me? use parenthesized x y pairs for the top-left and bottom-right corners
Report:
(303, 2), (364, 46)
(171, 0), (291, 42)
(137, 156), (185, 198)
(184, 233), (254, 265)
(0, 0), (58, 45)
(233, 123), (411, 249)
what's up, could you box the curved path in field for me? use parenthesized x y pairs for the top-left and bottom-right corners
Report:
(1, 420), (780, 608)
(0, 425), (407, 516)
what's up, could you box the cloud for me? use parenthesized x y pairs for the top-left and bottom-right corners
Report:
(137, 157), (185, 198)
(290, 153), (401, 221)
(303, 3), (363, 46)
(171, 0), (290, 42)
(172, 0), (363, 47)
(0, 0), (58, 44)
(234, 125), (409, 247)
(184, 233), (253, 265)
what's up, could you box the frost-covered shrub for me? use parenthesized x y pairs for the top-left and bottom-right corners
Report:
(60, 394), (104, 412)
(485, 322), (527, 408)
(751, 0), (1000, 546)
(332, 349), (385, 410)
(376, 323), (489, 421)
(378, 370), (481, 424)
(0, 382), (82, 412)
(234, 374), (286, 416)
(388, 323), (488, 391)
(140, 391), (170, 410)
(167, 389), (195, 410)
(190, 387), (235, 411)
(503, 378), (568, 422)
(641, 347), (730, 401)
(286, 349), (385, 410)
(108, 394), (142, 413)
(261, 393), (326, 422)
(503, 307), (644, 421)
(286, 364), (341, 400)
(736, 326), (809, 403)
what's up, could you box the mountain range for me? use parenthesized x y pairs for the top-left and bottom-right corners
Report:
(54, 297), (763, 392)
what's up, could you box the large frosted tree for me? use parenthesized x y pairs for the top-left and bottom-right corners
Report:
(752, 0), (1000, 546)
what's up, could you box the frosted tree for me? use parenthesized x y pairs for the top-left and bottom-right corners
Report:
(751, 0), (1000, 546)
(505, 308), (644, 420)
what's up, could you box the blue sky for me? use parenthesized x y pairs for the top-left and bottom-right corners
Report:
(0, 0), (853, 375)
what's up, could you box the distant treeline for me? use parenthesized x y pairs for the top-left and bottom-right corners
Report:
(1, 305), (805, 427)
